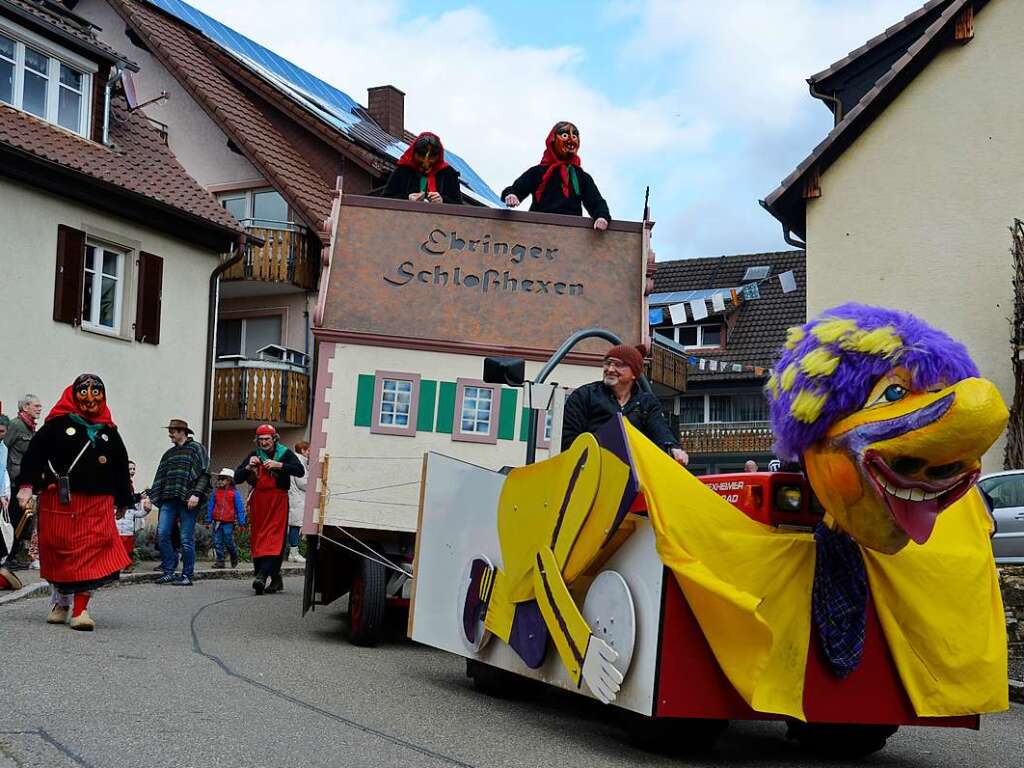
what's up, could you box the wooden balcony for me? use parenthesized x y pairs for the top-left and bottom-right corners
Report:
(212, 361), (310, 427)
(221, 223), (315, 291)
(678, 421), (775, 455)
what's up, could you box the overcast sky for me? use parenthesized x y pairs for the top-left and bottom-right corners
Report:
(185, 0), (927, 261)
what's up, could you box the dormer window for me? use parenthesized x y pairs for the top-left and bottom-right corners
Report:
(655, 322), (722, 349)
(0, 21), (94, 138)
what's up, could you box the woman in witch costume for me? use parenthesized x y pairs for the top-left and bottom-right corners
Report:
(380, 131), (464, 205)
(235, 424), (304, 595)
(15, 373), (132, 630)
(502, 121), (610, 229)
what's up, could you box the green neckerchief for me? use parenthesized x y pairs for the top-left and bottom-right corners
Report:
(569, 165), (581, 196)
(256, 443), (287, 463)
(69, 413), (103, 444)
(419, 175), (428, 193)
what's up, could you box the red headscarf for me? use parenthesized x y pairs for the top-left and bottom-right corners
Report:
(535, 123), (582, 203)
(46, 374), (115, 427)
(397, 132), (449, 194)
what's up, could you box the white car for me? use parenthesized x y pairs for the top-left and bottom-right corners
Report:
(978, 470), (1024, 564)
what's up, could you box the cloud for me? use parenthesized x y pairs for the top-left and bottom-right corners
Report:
(184, 0), (928, 259)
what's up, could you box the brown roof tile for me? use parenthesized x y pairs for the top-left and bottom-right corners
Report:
(110, 0), (334, 229)
(1, 0), (136, 67)
(0, 96), (244, 234)
(652, 251), (806, 381)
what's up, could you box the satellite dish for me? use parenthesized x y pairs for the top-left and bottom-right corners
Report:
(121, 70), (139, 110)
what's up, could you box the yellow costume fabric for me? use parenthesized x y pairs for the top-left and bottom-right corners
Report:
(628, 422), (1007, 720)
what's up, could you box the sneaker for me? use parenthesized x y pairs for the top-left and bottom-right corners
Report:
(155, 573), (178, 585)
(173, 574), (193, 586)
(287, 547), (306, 564)
(70, 610), (95, 631)
(47, 605), (68, 624)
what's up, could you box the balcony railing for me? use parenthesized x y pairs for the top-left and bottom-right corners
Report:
(649, 340), (687, 393)
(213, 359), (310, 426)
(221, 220), (315, 290)
(678, 421), (775, 455)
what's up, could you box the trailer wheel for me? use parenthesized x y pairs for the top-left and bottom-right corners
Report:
(348, 558), (387, 647)
(786, 722), (897, 758)
(622, 714), (727, 754)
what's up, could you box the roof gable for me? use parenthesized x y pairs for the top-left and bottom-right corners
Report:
(1, 0), (136, 67)
(762, 0), (988, 241)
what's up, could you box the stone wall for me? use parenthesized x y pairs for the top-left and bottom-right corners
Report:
(999, 566), (1024, 702)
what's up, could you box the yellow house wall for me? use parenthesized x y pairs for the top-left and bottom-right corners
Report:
(804, 0), (1024, 471)
(319, 344), (603, 532)
(0, 178), (219, 484)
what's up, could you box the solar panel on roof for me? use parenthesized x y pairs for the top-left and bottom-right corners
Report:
(145, 0), (501, 204)
(649, 288), (738, 306)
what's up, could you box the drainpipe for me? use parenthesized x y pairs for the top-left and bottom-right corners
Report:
(202, 235), (247, 448)
(102, 64), (123, 145)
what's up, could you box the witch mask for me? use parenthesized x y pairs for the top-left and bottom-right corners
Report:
(552, 122), (579, 161)
(412, 134), (442, 174)
(73, 373), (106, 419)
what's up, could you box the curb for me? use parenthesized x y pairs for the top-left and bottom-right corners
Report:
(0, 564), (305, 607)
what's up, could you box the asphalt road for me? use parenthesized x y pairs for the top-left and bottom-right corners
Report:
(1, 577), (1021, 768)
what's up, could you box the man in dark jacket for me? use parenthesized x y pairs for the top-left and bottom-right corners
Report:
(145, 419), (210, 586)
(502, 121), (610, 229)
(3, 394), (41, 568)
(562, 344), (688, 465)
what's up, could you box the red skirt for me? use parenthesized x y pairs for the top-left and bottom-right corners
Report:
(37, 488), (132, 585)
(249, 488), (289, 558)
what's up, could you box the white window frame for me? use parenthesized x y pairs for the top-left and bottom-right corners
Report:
(82, 239), (126, 335)
(216, 188), (292, 229)
(654, 322), (722, 349)
(216, 313), (285, 359)
(676, 389), (770, 425)
(0, 18), (95, 138)
(370, 371), (420, 437)
(452, 378), (499, 444)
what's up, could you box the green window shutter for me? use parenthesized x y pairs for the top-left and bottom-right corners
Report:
(519, 406), (530, 442)
(354, 374), (375, 427)
(417, 379), (438, 432)
(498, 388), (518, 440)
(436, 381), (457, 434)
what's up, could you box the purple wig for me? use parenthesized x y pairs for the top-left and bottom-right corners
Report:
(766, 303), (979, 461)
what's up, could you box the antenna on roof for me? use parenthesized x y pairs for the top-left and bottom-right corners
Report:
(643, 186), (650, 223)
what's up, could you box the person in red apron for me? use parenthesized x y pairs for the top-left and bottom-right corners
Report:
(235, 424), (304, 595)
(15, 373), (132, 630)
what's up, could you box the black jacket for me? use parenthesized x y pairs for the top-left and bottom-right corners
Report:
(561, 381), (679, 452)
(501, 165), (610, 220)
(16, 415), (134, 508)
(381, 165), (464, 205)
(235, 447), (304, 492)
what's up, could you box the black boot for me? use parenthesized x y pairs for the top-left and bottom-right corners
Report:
(265, 573), (283, 594)
(252, 575), (265, 595)
(230, 554), (238, 568)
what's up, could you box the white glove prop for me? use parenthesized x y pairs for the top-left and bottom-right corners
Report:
(581, 636), (623, 704)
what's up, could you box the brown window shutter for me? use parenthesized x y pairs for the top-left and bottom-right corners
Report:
(53, 225), (85, 325)
(135, 251), (163, 344)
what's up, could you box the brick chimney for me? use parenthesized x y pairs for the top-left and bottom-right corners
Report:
(367, 85), (405, 138)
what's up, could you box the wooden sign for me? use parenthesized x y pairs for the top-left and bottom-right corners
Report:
(317, 196), (647, 359)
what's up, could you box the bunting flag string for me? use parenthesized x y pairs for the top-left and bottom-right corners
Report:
(667, 350), (770, 377)
(655, 269), (799, 324)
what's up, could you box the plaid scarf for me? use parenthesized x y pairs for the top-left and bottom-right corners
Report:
(811, 521), (868, 678)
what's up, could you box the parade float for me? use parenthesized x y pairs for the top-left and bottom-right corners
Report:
(408, 303), (1010, 756)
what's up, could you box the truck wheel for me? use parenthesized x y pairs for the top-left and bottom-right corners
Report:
(465, 658), (536, 699)
(622, 713), (727, 754)
(348, 558), (387, 647)
(786, 722), (898, 758)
